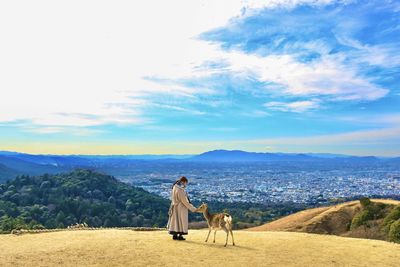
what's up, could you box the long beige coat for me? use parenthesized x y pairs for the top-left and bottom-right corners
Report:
(167, 184), (197, 235)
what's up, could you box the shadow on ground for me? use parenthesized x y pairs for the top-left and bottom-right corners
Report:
(183, 240), (255, 250)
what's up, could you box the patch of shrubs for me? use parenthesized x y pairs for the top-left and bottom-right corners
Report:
(350, 198), (400, 243)
(382, 205), (400, 233)
(350, 198), (386, 230)
(383, 206), (400, 228)
(351, 209), (373, 230)
(0, 215), (44, 233)
(388, 219), (400, 243)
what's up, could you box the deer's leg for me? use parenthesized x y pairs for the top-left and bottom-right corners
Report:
(205, 229), (211, 242)
(213, 230), (217, 243)
(230, 229), (235, 246)
(223, 228), (229, 247)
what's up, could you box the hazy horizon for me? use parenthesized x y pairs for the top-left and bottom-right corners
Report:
(1, 148), (398, 158)
(1, 1), (399, 156)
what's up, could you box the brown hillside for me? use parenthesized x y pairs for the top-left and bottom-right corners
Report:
(248, 199), (400, 239)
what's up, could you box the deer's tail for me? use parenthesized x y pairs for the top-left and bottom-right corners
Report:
(224, 214), (232, 225)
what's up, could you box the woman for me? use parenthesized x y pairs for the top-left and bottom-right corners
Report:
(167, 176), (197, 240)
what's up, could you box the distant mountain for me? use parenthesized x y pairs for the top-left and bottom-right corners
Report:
(305, 153), (352, 158)
(0, 151), (192, 166)
(0, 155), (64, 179)
(0, 150), (392, 165)
(0, 163), (18, 183)
(0, 169), (169, 232)
(189, 150), (386, 163)
(0, 151), (192, 161)
(190, 150), (324, 162)
(0, 152), (193, 181)
(387, 157), (400, 164)
(0, 150), (397, 181)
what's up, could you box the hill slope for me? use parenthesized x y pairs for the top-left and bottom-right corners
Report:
(249, 199), (400, 241)
(0, 229), (399, 267)
(0, 163), (18, 183)
(0, 155), (64, 176)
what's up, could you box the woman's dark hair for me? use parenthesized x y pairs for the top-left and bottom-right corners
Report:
(172, 176), (188, 188)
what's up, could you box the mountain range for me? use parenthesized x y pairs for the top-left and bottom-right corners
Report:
(0, 149), (399, 182)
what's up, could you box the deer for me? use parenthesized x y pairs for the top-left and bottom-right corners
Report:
(197, 203), (235, 247)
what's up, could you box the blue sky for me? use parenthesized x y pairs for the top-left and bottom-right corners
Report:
(0, 0), (399, 155)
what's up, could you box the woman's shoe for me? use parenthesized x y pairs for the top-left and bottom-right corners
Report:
(173, 235), (178, 240)
(177, 235), (186, 241)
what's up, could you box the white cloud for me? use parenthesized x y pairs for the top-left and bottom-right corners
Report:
(240, 0), (348, 13)
(150, 103), (206, 116)
(245, 127), (400, 146)
(0, 1), (244, 128)
(23, 126), (104, 136)
(264, 100), (320, 112)
(219, 52), (388, 101)
(0, 0), (383, 132)
(244, 110), (272, 117)
(164, 126), (399, 155)
(336, 35), (400, 68)
(334, 113), (400, 127)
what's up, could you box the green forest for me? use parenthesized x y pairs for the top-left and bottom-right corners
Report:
(0, 170), (169, 232)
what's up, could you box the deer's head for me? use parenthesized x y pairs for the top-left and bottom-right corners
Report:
(197, 202), (208, 213)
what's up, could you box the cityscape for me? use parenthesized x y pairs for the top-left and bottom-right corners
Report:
(119, 162), (400, 205)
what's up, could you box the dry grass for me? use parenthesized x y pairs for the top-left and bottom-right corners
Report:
(249, 206), (331, 231)
(249, 199), (400, 232)
(1, 229), (399, 267)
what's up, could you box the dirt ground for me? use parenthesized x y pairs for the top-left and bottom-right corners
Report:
(0, 229), (399, 267)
